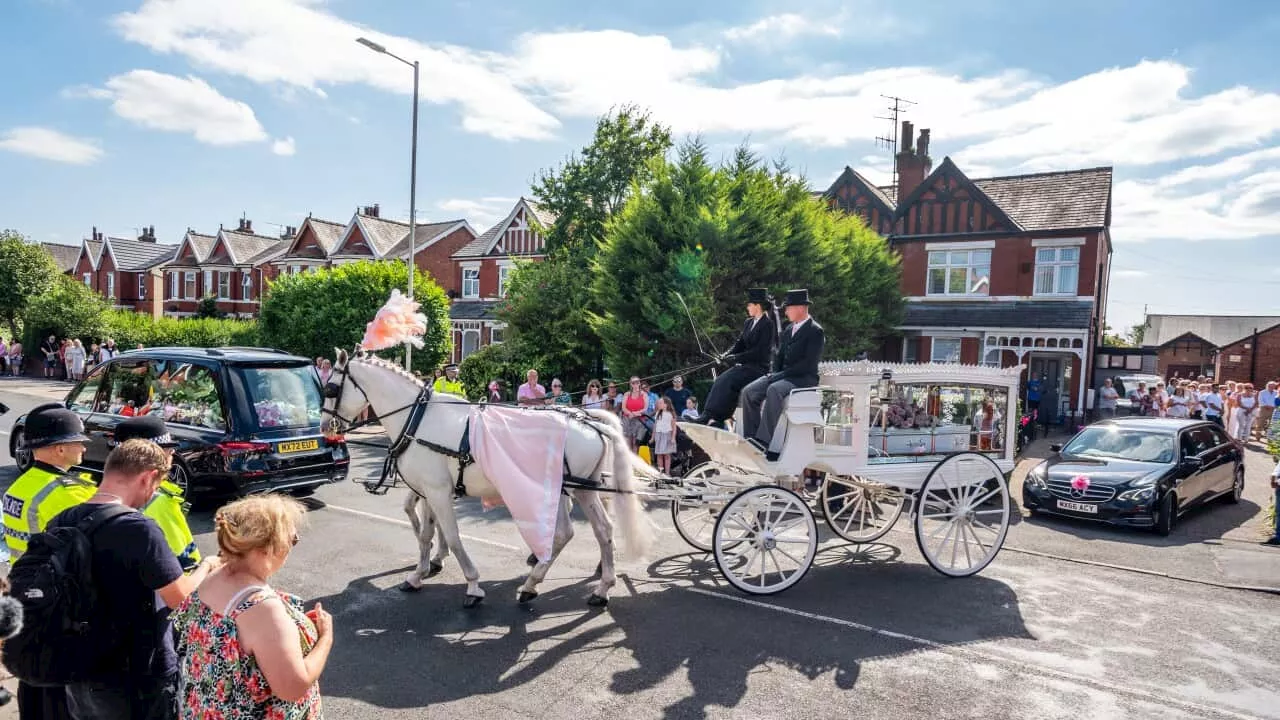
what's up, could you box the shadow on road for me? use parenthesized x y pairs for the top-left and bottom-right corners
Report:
(1021, 496), (1262, 547)
(310, 547), (1032, 718)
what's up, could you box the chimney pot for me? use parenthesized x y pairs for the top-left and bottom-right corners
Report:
(901, 121), (915, 154)
(244, 219), (253, 233)
(918, 129), (931, 158)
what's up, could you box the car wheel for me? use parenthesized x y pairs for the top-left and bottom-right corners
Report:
(170, 462), (191, 496)
(1153, 492), (1176, 536)
(289, 486), (317, 498)
(12, 428), (32, 472)
(1226, 466), (1244, 504)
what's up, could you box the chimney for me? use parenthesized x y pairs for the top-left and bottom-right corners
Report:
(91, 225), (99, 243)
(243, 219), (253, 233)
(362, 204), (380, 218)
(895, 121), (933, 201)
(138, 225), (156, 243)
(281, 225), (296, 240)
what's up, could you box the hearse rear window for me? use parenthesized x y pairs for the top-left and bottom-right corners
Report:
(238, 365), (324, 430)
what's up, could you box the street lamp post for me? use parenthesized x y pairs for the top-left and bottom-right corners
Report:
(357, 37), (420, 369)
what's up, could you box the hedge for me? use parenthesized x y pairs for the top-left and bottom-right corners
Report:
(101, 310), (260, 349)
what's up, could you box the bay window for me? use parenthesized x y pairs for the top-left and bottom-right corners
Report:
(217, 271), (231, 300)
(930, 337), (963, 364)
(1034, 246), (1080, 295)
(241, 273), (253, 300)
(927, 249), (990, 296)
(183, 271), (196, 299)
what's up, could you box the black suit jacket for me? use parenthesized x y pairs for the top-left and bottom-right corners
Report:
(771, 318), (825, 387)
(725, 315), (775, 371)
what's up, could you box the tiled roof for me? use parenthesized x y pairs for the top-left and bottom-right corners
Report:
(85, 239), (104, 268)
(1143, 314), (1280, 348)
(973, 167), (1112, 232)
(357, 215), (412, 256)
(904, 300), (1094, 330)
(526, 199), (556, 229)
(218, 229), (286, 266)
(108, 237), (178, 271)
(40, 242), (80, 273)
(384, 220), (468, 258)
(307, 218), (347, 253)
(452, 198), (553, 259)
(244, 238), (292, 266)
(449, 301), (500, 321)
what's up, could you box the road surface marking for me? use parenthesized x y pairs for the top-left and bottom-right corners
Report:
(684, 586), (1269, 720)
(323, 502), (524, 552)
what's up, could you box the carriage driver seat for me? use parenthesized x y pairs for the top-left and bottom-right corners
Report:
(762, 387), (825, 470)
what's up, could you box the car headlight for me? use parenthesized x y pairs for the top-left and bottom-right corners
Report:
(1025, 464), (1048, 489)
(1117, 470), (1163, 502)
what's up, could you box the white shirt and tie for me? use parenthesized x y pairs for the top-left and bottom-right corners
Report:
(787, 317), (809, 337)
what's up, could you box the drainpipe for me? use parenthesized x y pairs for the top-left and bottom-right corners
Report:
(1250, 327), (1259, 385)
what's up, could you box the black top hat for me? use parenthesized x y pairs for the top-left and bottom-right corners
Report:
(746, 288), (769, 305)
(113, 415), (180, 449)
(782, 289), (811, 306)
(23, 403), (89, 450)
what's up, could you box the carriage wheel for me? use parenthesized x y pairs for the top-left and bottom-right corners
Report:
(914, 452), (1010, 578)
(713, 486), (817, 595)
(671, 463), (722, 552)
(819, 474), (905, 543)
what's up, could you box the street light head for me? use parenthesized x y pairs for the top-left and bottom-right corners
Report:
(356, 37), (387, 54)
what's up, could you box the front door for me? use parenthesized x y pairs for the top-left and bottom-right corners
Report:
(1030, 355), (1063, 424)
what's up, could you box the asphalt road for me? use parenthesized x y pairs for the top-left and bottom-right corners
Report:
(2, 388), (1279, 720)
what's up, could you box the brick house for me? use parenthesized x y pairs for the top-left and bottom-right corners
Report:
(328, 204), (477, 295)
(41, 242), (80, 275)
(196, 219), (292, 318)
(447, 197), (555, 363)
(73, 227), (178, 316)
(162, 230), (219, 316)
(270, 216), (348, 275)
(1141, 314), (1280, 384)
(824, 122), (1114, 423)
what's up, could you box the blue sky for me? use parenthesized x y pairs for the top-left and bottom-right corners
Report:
(3, 0), (1280, 334)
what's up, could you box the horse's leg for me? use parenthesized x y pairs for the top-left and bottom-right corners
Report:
(517, 494), (574, 603)
(577, 490), (617, 606)
(399, 494), (446, 591)
(421, 481), (485, 607)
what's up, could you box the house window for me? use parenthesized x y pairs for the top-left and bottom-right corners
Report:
(202, 270), (212, 296)
(241, 273), (253, 300)
(927, 250), (990, 296)
(217, 272), (231, 300)
(983, 348), (1001, 367)
(490, 326), (505, 345)
(1033, 247), (1079, 295)
(497, 265), (511, 297)
(169, 272), (178, 299)
(183, 271), (196, 299)
(82, 273), (92, 287)
(138, 275), (146, 299)
(902, 337), (918, 363)
(930, 337), (963, 364)
(461, 330), (480, 359)
(1125, 356), (1142, 370)
(462, 268), (480, 299)
(105, 272), (114, 299)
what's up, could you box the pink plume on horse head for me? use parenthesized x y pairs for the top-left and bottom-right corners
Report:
(361, 289), (428, 351)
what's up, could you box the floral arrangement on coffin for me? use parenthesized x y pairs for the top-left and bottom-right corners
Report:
(880, 395), (938, 429)
(255, 400), (287, 428)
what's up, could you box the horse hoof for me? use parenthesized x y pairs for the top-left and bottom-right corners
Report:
(397, 581), (422, 593)
(517, 590), (539, 604)
(587, 594), (609, 607)
(526, 553), (538, 567)
(427, 561), (444, 577)
(463, 595), (484, 609)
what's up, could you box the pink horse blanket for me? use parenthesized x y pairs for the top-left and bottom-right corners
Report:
(468, 406), (570, 562)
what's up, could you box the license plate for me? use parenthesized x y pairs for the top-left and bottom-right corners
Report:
(277, 439), (319, 454)
(1056, 499), (1098, 514)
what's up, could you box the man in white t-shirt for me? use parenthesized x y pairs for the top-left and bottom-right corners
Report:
(1201, 384), (1224, 427)
(1097, 378), (1119, 419)
(1256, 381), (1277, 439)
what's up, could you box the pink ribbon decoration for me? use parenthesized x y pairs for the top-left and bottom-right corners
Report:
(1070, 474), (1090, 492)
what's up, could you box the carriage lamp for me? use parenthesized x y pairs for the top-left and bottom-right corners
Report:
(877, 369), (894, 402)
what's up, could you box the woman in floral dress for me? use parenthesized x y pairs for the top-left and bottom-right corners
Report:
(173, 495), (333, 719)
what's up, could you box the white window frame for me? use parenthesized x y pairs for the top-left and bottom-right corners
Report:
(461, 329), (481, 359)
(927, 249), (991, 297)
(497, 264), (512, 298)
(1033, 246), (1080, 296)
(169, 272), (178, 299)
(138, 274), (147, 299)
(217, 271), (231, 300)
(982, 348), (1001, 367)
(183, 271), (197, 299)
(462, 267), (480, 299)
(241, 272), (253, 300)
(82, 273), (92, 287)
(105, 272), (114, 299)
(202, 270), (213, 297)
(930, 337), (963, 364)
(489, 325), (505, 345)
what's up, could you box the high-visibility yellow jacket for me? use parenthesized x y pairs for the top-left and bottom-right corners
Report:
(2, 462), (96, 559)
(433, 376), (465, 396)
(143, 479), (202, 572)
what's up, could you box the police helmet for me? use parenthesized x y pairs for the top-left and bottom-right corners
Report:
(112, 415), (180, 449)
(22, 403), (90, 450)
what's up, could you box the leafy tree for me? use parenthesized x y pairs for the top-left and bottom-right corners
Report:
(194, 295), (224, 319)
(1101, 324), (1132, 347)
(458, 341), (526, 402)
(0, 230), (59, 341)
(22, 275), (110, 348)
(259, 260), (450, 373)
(1128, 323), (1146, 346)
(592, 140), (904, 378)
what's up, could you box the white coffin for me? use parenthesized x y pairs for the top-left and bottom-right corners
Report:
(868, 425), (970, 455)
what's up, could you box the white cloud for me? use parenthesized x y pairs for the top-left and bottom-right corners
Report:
(271, 136), (296, 156)
(436, 197), (517, 228)
(112, 0), (559, 141)
(723, 14), (842, 43)
(0, 126), (103, 164)
(91, 70), (268, 145)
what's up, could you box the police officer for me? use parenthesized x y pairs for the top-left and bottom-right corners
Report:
(433, 363), (465, 396)
(699, 288), (777, 429)
(2, 403), (94, 561)
(2, 403), (93, 720)
(112, 415), (202, 572)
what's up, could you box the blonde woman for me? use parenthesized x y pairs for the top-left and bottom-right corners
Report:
(67, 339), (87, 381)
(173, 495), (331, 718)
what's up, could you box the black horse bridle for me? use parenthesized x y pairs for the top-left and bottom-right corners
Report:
(321, 352), (419, 434)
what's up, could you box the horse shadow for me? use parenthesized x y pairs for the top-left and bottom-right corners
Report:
(313, 544), (1033, 717)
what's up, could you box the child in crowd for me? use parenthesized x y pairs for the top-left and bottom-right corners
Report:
(652, 397), (677, 474)
(681, 396), (700, 421)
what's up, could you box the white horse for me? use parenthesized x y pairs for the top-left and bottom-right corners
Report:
(323, 349), (654, 607)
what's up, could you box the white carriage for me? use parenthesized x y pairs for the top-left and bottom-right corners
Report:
(666, 361), (1023, 595)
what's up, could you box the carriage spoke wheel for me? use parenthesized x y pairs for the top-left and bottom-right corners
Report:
(914, 452), (1010, 578)
(819, 474), (905, 543)
(713, 486), (817, 595)
(671, 463), (722, 552)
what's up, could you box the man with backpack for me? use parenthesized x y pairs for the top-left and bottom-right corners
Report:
(4, 440), (221, 719)
(112, 415), (202, 572)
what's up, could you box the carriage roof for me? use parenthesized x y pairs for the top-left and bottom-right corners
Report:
(817, 360), (1025, 388)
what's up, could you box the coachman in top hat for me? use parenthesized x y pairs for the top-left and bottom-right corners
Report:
(740, 288), (825, 460)
(698, 288), (777, 428)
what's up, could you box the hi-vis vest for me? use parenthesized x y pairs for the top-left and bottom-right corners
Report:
(2, 462), (96, 559)
(434, 376), (465, 396)
(144, 479), (201, 572)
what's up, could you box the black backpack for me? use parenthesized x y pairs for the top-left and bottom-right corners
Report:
(2, 503), (133, 687)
